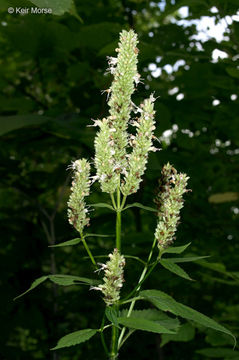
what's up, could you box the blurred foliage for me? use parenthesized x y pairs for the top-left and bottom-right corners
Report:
(0, 0), (238, 359)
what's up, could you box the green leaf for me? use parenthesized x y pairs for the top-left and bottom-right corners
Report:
(90, 203), (114, 210)
(105, 307), (119, 327)
(49, 238), (81, 247)
(168, 256), (210, 263)
(140, 290), (235, 344)
(29, 0), (74, 16)
(51, 329), (97, 350)
(161, 243), (191, 255)
(122, 202), (158, 212)
(117, 317), (176, 335)
(14, 275), (100, 300)
(120, 309), (180, 331)
(0, 115), (49, 136)
(161, 323), (195, 347)
(160, 259), (193, 280)
(48, 275), (100, 286)
(196, 347), (239, 358)
(206, 330), (235, 347)
(196, 260), (235, 279)
(14, 276), (48, 300)
(226, 67), (239, 79)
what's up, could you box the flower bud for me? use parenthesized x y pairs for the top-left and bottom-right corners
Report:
(154, 163), (190, 250)
(67, 159), (91, 233)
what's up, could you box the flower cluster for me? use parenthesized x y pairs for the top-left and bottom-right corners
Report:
(93, 249), (125, 306)
(121, 95), (157, 196)
(67, 159), (91, 234)
(107, 29), (139, 172)
(94, 29), (157, 195)
(154, 163), (189, 251)
(94, 118), (119, 193)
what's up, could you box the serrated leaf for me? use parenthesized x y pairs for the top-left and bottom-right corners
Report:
(51, 329), (97, 350)
(161, 243), (191, 255)
(120, 309), (180, 331)
(105, 307), (119, 327)
(168, 256), (210, 263)
(123, 202), (158, 212)
(160, 259), (192, 280)
(196, 347), (239, 358)
(90, 203), (114, 210)
(14, 276), (48, 300)
(140, 290), (235, 345)
(48, 275), (100, 286)
(161, 323), (195, 347)
(14, 274), (100, 300)
(117, 317), (176, 335)
(49, 238), (81, 247)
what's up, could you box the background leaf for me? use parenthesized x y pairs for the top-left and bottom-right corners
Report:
(161, 323), (195, 347)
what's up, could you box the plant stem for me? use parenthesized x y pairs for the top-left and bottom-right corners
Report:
(110, 323), (119, 360)
(118, 238), (158, 348)
(116, 187), (121, 251)
(109, 186), (123, 359)
(100, 315), (109, 356)
(80, 232), (97, 267)
(120, 195), (127, 210)
(111, 193), (117, 210)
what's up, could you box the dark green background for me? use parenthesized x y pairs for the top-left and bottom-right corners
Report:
(0, 0), (238, 359)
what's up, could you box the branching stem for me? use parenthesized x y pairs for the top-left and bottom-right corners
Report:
(80, 232), (97, 267)
(118, 237), (158, 348)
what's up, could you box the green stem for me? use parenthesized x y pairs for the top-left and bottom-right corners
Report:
(110, 321), (118, 359)
(111, 193), (117, 210)
(80, 232), (97, 267)
(116, 187), (121, 251)
(116, 211), (121, 251)
(120, 195), (127, 210)
(118, 238), (158, 348)
(100, 314), (109, 356)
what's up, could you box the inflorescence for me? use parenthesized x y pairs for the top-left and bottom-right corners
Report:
(67, 159), (91, 234)
(94, 29), (159, 195)
(92, 249), (125, 306)
(154, 163), (189, 251)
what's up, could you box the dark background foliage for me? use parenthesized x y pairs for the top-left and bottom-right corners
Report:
(0, 0), (238, 359)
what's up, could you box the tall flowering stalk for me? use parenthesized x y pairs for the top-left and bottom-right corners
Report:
(94, 30), (157, 197)
(16, 29), (233, 360)
(107, 29), (139, 173)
